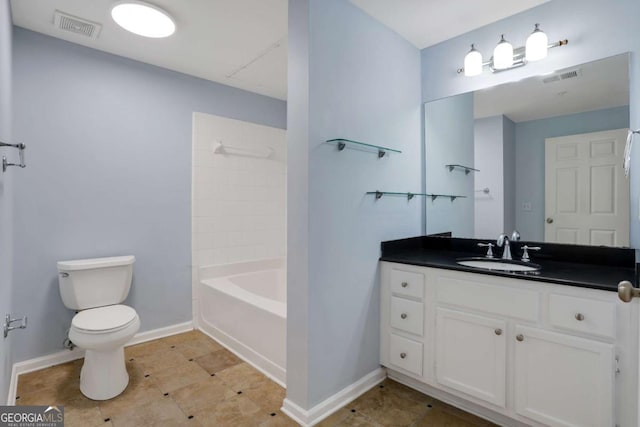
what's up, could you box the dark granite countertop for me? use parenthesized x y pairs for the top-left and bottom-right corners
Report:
(380, 236), (637, 292)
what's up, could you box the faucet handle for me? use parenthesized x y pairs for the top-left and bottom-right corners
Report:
(521, 245), (541, 262)
(477, 242), (495, 258)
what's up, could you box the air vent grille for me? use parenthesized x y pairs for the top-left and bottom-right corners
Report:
(54, 11), (102, 40)
(542, 69), (582, 84)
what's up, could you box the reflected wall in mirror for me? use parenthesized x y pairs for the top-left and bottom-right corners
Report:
(425, 53), (630, 247)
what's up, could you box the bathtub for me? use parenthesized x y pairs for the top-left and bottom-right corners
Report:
(197, 258), (286, 385)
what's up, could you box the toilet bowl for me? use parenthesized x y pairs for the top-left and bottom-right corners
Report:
(57, 255), (139, 401)
(69, 304), (140, 400)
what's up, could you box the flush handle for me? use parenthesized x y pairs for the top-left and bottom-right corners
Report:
(59, 272), (69, 278)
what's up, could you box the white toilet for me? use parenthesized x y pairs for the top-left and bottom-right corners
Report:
(57, 255), (140, 401)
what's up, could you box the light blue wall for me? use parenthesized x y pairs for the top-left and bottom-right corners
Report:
(288, 0), (422, 409)
(11, 28), (287, 362)
(503, 116), (516, 234)
(515, 106), (630, 240)
(421, 0), (640, 248)
(474, 116), (504, 239)
(425, 93), (474, 237)
(0, 0), (13, 404)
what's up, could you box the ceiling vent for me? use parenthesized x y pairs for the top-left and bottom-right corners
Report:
(542, 68), (582, 84)
(54, 11), (102, 40)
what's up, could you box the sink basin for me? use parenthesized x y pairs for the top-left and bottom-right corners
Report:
(456, 257), (541, 272)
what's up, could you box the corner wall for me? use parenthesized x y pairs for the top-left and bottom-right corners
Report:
(11, 28), (286, 362)
(287, 0), (422, 412)
(0, 0), (13, 404)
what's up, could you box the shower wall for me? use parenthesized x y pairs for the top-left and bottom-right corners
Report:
(191, 112), (287, 319)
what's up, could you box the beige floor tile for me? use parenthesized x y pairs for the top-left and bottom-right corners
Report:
(334, 412), (382, 427)
(174, 337), (224, 360)
(315, 408), (353, 427)
(125, 339), (173, 359)
(171, 376), (237, 416)
(192, 394), (262, 427)
(437, 402), (492, 427)
(17, 360), (82, 396)
(98, 363), (164, 419)
(413, 407), (486, 427)
(160, 330), (202, 346)
(195, 348), (242, 374)
(62, 396), (105, 427)
(243, 380), (286, 412)
(257, 410), (300, 427)
(134, 348), (190, 375)
(151, 359), (210, 393)
(379, 380), (433, 405)
(216, 362), (271, 392)
(109, 397), (191, 427)
(349, 386), (428, 427)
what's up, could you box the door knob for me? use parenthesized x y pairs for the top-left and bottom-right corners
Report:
(546, 217), (554, 224)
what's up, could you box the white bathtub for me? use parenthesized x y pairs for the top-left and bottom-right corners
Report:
(197, 258), (286, 385)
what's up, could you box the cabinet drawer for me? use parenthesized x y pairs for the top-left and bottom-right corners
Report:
(390, 268), (424, 300)
(389, 333), (423, 376)
(548, 294), (616, 339)
(390, 296), (424, 336)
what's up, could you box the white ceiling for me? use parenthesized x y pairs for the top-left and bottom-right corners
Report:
(10, 0), (289, 100)
(349, 0), (551, 49)
(474, 54), (629, 123)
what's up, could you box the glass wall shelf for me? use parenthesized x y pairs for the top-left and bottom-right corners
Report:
(366, 191), (464, 201)
(327, 138), (401, 158)
(445, 164), (479, 175)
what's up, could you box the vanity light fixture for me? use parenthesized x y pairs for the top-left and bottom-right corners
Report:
(111, 1), (176, 38)
(457, 24), (567, 76)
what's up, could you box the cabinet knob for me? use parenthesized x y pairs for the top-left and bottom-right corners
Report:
(400, 313), (408, 319)
(546, 217), (554, 224)
(494, 328), (502, 336)
(575, 313), (584, 321)
(516, 334), (524, 342)
(401, 282), (408, 288)
(400, 352), (407, 359)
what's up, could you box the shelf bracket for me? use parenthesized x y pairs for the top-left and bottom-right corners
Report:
(407, 193), (415, 200)
(378, 149), (386, 158)
(375, 191), (383, 200)
(337, 141), (346, 151)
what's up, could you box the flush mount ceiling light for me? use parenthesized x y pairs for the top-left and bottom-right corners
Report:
(457, 24), (567, 76)
(111, 1), (175, 38)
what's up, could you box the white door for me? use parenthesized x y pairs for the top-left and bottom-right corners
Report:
(545, 128), (629, 246)
(435, 308), (506, 408)
(514, 325), (614, 427)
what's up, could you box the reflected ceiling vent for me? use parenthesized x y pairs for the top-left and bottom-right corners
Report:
(542, 68), (582, 84)
(54, 10), (102, 40)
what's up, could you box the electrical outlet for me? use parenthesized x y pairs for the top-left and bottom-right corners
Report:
(522, 202), (532, 211)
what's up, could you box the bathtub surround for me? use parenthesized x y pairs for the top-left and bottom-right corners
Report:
(421, 0), (640, 249)
(286, 0), (422, 423)
(0, 0), (13, 405)
(11, 27), (286, 364)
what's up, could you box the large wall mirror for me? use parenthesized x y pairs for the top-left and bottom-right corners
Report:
(424, 53), (630, 247)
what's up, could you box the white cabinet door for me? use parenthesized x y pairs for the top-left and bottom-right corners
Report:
(435, 308), (507, 408)
(514, 325), (614, 427)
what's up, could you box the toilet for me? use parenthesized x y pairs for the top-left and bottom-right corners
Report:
(57, 255), (140, 400)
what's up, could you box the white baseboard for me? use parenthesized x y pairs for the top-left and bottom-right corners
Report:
(281, 367), (386, 427)
(6, 321), (193, 405)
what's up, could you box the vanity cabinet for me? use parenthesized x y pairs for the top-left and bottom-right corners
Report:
(380, 262), (634, 427)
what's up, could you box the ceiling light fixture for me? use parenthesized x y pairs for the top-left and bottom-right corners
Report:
(457, 24), (567, 76)
(111, 1), (175, 38)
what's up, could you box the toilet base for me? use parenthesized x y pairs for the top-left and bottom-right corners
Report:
(80, 346), (129, 400)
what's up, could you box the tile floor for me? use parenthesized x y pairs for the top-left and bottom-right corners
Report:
(16, 330), (497, 427)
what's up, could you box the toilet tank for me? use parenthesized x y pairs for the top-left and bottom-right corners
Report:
(57, 256), (135, 310)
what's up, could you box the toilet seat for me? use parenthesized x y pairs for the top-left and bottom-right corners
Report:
(72, 305), (138, 334)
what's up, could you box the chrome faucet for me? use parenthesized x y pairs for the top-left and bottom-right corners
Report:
(497, 231), (520, 260)
(497, 234), (511, 260)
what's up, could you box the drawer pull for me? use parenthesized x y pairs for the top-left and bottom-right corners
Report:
(575, 313), (585, 321)
(401, 282), (408, 288)
(494, 328), (502, 336)
(400, 313), (408, 319)
(400, 352), (407, 359)
(516, 334), (524, 342)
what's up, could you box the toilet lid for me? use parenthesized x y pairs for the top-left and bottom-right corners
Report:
(72, 305), (138, 332)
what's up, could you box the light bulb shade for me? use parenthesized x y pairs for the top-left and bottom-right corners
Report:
(464, 45), (483, 77)
(111, 1), (176, 38)
(493, 35), (513, 70)
(525, 24), (548, 61)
